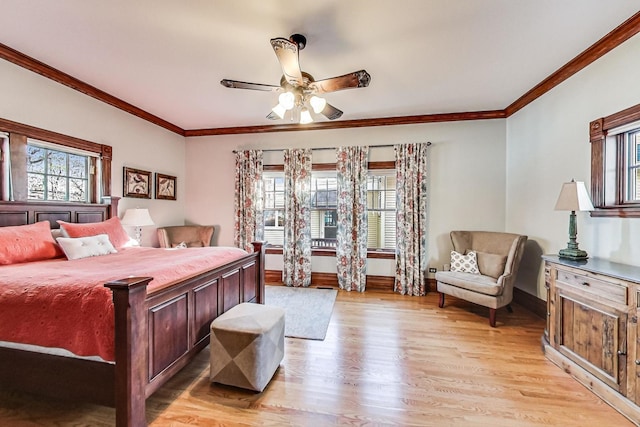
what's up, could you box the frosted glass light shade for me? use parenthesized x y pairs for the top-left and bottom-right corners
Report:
(299, 108), (313, 124)
(271, 103), (286, 119)
(278, 92), (295, 110)
(309, 96), (327, 114)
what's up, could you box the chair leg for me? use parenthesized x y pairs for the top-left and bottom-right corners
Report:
(489, 308), (496, 327)
(438, 292), (445, 308)
(506, 304), (513, 313)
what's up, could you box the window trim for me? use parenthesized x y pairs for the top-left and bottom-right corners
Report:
(590, 102), (640, 217)
(0, 117), (112, 202)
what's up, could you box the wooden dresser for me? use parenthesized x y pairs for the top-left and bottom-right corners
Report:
(543, 255), (640, 425)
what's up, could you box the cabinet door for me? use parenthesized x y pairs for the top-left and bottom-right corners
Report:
(556, 286), (627, 391)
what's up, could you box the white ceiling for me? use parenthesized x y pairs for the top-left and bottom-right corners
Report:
(1, 1), (639, 131)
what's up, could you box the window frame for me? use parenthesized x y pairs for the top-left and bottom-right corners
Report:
(0, 117), (112, 202)
(590, 102), (640, 217)
(262, 161), (395, 259)
(27, 140), (92, 202)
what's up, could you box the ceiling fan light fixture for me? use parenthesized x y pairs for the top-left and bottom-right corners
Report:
(299, 108), (313, 124)
(309, 96), (327, 114)
(278, 92), (295, 110)
(271, 103), (286, 119)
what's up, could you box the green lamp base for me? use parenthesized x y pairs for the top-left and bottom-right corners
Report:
(558, 247), (588, 260)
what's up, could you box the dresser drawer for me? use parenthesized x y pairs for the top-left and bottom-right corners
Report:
(556, 269), (627, 305)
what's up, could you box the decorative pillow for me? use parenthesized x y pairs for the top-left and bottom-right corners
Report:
(56, 234), (117, 260)
(172, 241), (204, 248)
(0, 221), (65, 265)
(450, 250), (480, 274)
(476, 251), (508, 279)
(58, 217), (131, 249)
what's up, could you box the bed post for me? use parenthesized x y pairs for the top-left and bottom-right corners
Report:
(105, 277), (151, 427)
(102, 196), (120, 219)
(251, 241), (266, 304)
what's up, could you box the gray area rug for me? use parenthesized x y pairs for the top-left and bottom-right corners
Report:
(264, 285), (337, 340)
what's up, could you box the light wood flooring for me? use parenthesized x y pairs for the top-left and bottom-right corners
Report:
(0, 290), (634, 426)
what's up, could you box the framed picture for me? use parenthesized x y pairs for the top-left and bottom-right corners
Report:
(123, 167), (152, 199)
(155, 173), (176, 200)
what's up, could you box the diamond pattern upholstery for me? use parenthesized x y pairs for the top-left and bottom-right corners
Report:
(210, 303), (285, 392)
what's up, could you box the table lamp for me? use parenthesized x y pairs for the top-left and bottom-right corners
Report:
(554, 179), (594, 260)
(121, 208), (154, 245)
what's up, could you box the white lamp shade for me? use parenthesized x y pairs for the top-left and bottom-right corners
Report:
(309, 96), (327, 114)
(271, 103), (286, 119)
(121, 208), (154, 226)
(554, 180), (594, 211)
(299, 108), (313, 124)
(278, 92), (295, 110)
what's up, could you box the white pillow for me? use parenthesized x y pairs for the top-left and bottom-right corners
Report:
(450, 250), (480, 274)
(56, 234), (117, 260)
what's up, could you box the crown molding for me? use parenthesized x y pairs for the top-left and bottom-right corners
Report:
(505, 11), (640, 117)
(184, 110), (507, 136)
(0, 42), (185, 136)
(1, 10), (639, 136)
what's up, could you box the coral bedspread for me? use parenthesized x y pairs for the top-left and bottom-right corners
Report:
(0, 246), (248, 362)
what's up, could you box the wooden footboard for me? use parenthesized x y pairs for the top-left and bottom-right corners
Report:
(107, 241), (265, 427)
(0, 200), (266, 426)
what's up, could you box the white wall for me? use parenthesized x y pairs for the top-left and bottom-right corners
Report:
(506, 34), (640, 298)
(185, 120), (507, 276)
(0, 59), (187, 247)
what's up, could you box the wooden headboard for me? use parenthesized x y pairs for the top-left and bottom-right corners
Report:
(0, 197), (119, 228)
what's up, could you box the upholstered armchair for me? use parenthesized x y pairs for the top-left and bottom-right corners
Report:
(157, 225), (214, 248)
(435, 231), (527, 327)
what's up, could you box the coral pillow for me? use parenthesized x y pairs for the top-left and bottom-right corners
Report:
(0, 221), (64, 265)
(58, 217), (131, 249)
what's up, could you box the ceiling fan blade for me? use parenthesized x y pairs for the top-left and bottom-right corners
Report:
(308, 70), (371, 94)
(220, 79), (281, 92)
(320, 103), (343, 120)
(270, 38), (303, 86)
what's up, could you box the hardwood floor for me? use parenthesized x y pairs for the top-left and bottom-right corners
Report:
(0, 290), (634, 426)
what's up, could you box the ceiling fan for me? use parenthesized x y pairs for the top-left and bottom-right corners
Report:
(220, 34), (371, 124)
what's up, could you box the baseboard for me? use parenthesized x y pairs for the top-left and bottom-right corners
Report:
(513, 287), (546, 319)
(265, 270), (436, 293)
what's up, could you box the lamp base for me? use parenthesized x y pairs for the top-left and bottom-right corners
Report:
(558, 247), (588, 260)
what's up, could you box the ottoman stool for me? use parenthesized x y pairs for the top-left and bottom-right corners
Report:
(210, 303), (285, 392)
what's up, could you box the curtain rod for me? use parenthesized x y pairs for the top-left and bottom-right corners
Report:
(233, 142), (431, 154)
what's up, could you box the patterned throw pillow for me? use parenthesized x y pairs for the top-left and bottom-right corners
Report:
(450, 250), (480, 274)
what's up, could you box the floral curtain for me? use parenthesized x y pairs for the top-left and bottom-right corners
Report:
(282, 148), (312, 287)
(234, 150), (264, 251)
(336, 146), (369, 292)
(394, 143), (428, 296)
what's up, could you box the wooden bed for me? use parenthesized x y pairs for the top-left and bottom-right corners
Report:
(0, 198), (265, 426)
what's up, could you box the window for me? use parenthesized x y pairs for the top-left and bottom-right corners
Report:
(310, 173), (337, 248)
(263, 172), (285, 245)
(262, 166), (397, 251)
(27, 142), (90, 202)
(590, 102), (640, 217)
(367, 172), (396, 250)
(626, 129), (640, 201)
